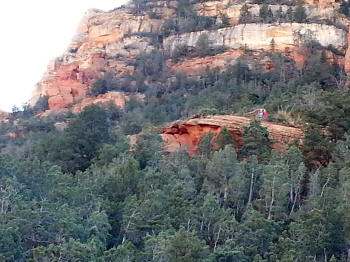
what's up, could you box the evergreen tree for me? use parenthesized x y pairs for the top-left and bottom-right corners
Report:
(198, 132), (214, 157)
(216, 126), (235, 148)
(239, 120), (272, 161)
(239, 4), (252, 24)
(286, 7), (293, 22)
(196, 33), (211, 57)
(276, 6), (284, 23)
(259, 163), (290, 219)
(294, 0), (307, 22)
(302, 125), (333, 169)
(89, 79), (108, 96)
(267, 8), (273, 22)
(259, 4), (269, 22)
(205, 145), (245, 207)
(145, 228), (210, 262)
(270, 38), (275, 52)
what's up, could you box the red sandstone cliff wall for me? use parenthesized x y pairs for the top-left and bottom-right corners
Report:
(30, 1), (350, 112)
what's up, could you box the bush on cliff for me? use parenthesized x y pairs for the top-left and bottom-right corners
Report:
(294, 0), (307, 22)
(340, 0), (350, 17)
(88, 78), (119, 97)
(160, 0), (216, 36)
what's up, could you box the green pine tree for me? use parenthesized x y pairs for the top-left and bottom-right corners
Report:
(294, 0), (307, 22)
(238, 120), (272, 161)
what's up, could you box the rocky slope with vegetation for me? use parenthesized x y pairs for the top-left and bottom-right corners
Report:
(2, 0), (350, 261)
(30, 0), (350, 111)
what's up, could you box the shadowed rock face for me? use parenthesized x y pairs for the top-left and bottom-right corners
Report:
(161, 115), (304, 154)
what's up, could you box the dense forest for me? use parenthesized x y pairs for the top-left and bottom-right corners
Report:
(2, 0), (350, 261)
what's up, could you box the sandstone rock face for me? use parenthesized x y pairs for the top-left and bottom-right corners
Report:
(31, 6), (165, 110)
(31, 0), (350, 112)
(195, 2), (340, 25)
(167, 50), (245, 75)
(168, 47), (344, 75)
(167, 49), (290, 74)
(0, 110), (9, 123)
(303, 0), (338, 7)
(161, 115), (304, 154)
(164, 23), (347, 53)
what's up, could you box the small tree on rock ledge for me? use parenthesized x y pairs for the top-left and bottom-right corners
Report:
(238, 120), (272, 161)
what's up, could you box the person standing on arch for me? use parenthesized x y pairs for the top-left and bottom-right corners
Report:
(263, 109), (268, 119)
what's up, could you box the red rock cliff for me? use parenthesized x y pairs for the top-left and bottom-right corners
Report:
(30, 0), (350, 112)
(30, 6), (166, 110)
(161, 115), (304, 154)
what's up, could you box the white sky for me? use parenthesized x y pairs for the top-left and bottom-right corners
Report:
(0, 0), (128, 112)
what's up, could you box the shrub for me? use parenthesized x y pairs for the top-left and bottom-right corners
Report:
(196, 33), (211, 57)
(135, 50), (166, 78)
(239, 4), (252, 24)
(33, 95), (49, 113)
(340, 0), (350, 17)
(161, 19), (177, 37)
(148, 11), (161, 19)
(294, 0), (307, 22)
(302, 124), (333, 169)
(172, 44), (190, 62)
(89, 79), (108, 96)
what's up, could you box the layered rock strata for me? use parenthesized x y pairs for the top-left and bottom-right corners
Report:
(195, 1), (342, 26)
(161, 115), (304, 154)
(31, 7), (164, 110)
(164, 23), (347, 53)
(30, 0), (350, 111)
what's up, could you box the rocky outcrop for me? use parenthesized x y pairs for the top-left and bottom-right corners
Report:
(167, 50), (245, 75)
(0, 110), (9, 123)
(70, 91), (145, 113)
(161, 115), (304, 154)
(30, 0), (350, 112)
(195, 1), (341, 26)
(303, 0), (339, 7)
(168, 47), (344, 75)
(167, 49), (287, 74)
(31, 6), (165, 110)
(164, 23), (347, 53)
(165, 23), (347, 73)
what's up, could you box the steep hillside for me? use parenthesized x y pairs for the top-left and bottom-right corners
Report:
(3, 0), (350, 260)
(30, 0), (350, 111)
